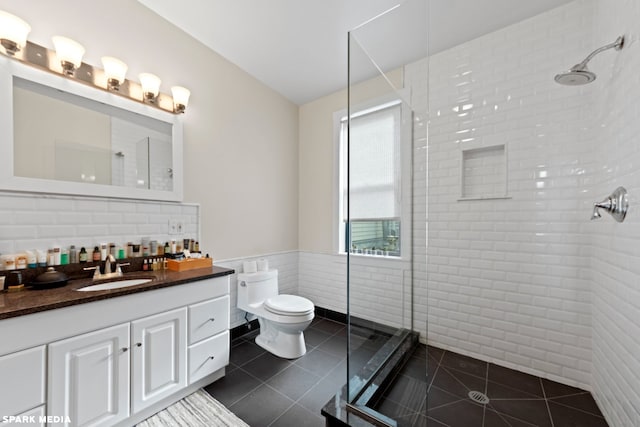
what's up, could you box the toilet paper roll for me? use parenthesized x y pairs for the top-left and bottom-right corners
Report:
(256, 259), (269, 272)
(243, 261), (257, 273)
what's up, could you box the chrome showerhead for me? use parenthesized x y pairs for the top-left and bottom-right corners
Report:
(554, 67), (597, 86)
(555, 36), (624, 86)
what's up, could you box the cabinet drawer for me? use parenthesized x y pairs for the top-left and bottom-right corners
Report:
(0, 405), (45, 427)
(188, 296), (229, 345)
(188, 331), (229, 384)
(0, 346), (45, 417)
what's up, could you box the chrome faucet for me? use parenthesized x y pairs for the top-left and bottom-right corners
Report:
(83, 254), (131, 280)
(104, 254), (116, 275)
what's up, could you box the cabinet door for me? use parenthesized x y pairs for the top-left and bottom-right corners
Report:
(0, 345), (45, 418)
(131, 307), (187, 414)
(48, 323), (130, 427)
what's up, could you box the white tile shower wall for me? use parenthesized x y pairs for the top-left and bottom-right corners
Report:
(0, 191), (199, 255)
(297, 251), (422, 338)
(419, 0), (596, 389)
(591, 0), (640, 425)
(215, 251), (298, 329)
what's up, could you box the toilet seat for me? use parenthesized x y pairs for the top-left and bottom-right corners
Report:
(264, 295), (314, 316)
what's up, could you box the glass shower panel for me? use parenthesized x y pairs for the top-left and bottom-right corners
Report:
(345, 0), (428, 424)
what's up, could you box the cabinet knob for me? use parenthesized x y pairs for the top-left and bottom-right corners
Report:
(121, 347), (129, 352)
(209, 356), (215, 360)
(209, 318), (215, 322)
(136, 342), (142, 347)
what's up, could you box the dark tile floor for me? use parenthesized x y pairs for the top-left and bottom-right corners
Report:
(204, 317), (348, 427)
(373, 345), (609, 427)
(205, 317), (609, 427)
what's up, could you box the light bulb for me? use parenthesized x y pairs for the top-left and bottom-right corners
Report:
(101, 56), (128, 91)
(171, 86), (190, 113)
(139, 73), (161, 103)
(0, 10), (31, 55)
(52, 36), (85, 76)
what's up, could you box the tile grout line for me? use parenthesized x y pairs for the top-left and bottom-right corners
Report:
(541, 376), (556, 427)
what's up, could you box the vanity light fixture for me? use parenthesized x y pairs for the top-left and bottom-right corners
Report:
(0, 17), (188, 114)
(0, 10), (31, 56)
(171, 86), (191, 113)
(101, 56), (128, 91)
(139, 72), (161, 103)
(52, 36), (85, 76)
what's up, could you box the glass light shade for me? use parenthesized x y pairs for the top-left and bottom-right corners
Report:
(139, 73), (161, 100)
(0, 10), (31, 53)
(171, 86), (191, 112)
(101, 56), (128, 89)
(52, 36), (85, 73)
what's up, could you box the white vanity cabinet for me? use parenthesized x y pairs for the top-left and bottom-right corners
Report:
(0, 345), (46, 422)
(131, 308), (187, 413)
(48, 324), (131, 427)
(0, 274), (231, 427)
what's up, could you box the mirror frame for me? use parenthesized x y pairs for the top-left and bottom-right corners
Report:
(0, 55), (184, 202)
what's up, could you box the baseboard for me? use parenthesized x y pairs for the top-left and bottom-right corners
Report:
(230, 319), (259, 341)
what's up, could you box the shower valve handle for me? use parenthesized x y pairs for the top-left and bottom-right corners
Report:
(591, 187), (628, 222)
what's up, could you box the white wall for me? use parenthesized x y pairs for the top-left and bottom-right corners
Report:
(0, 0), (299, 260)
(590, 0), (640, 425)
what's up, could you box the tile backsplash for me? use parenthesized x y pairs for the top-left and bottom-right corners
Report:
(0, 191), (199, 256)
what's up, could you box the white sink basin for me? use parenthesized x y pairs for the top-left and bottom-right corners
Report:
(76, 278), (152, 292)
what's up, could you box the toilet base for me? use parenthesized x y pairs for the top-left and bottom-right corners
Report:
(256, 317), (309, 359)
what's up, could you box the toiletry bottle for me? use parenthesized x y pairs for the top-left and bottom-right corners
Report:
(79, 247), (88, 263)
(93, 246), (101, 262)
(47, 249), (55, 266)
(16, 254), (27, 269)
(26, 250), (37, 268)
(163, 257), (168, 270)
(109, 243), (116, 257)
(60, 249), (69, 265)
(142, 259), (149, 271)
(53, 247), (61, 265)
(69, 245), (78, 264)
(100, 244), (107, 261)
(164, 241), (170, 255)
(37, 249), (47, 267)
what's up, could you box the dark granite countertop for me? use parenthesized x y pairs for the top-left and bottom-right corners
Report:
(0, 265), (234, 320)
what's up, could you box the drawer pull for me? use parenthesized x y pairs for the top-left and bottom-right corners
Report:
(209, 356), (215, 360)
(121, 347), (129, 353)
(136, 342), (142, 347)
(209, 318), (215, 322)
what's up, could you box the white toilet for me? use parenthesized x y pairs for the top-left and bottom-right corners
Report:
(237, 269), (314, 359)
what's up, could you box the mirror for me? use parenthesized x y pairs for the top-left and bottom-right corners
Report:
(0, 56), (183, 201)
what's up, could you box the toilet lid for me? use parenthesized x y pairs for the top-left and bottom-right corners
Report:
(264, 295), (314, 316)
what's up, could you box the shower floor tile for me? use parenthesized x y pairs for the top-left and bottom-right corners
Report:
(372, 345), (609, 427)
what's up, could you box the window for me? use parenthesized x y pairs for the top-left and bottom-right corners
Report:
(337, 100), (404, 257)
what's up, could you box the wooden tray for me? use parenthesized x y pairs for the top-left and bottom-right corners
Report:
(167, 257), (213, 272)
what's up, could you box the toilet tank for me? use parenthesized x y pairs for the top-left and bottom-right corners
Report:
(237, 269), (278, 311)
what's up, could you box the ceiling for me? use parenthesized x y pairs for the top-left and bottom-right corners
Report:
(138, 0), (574, 105)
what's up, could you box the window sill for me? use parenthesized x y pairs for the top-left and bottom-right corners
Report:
(338, 252), (408, 263)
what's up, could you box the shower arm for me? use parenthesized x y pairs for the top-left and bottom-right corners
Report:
(572, 36), (624, 71)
